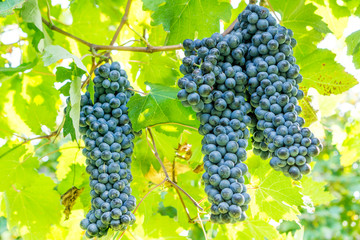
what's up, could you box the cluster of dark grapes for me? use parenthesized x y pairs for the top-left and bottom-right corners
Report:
(177, 4), (323, 223)
(235, 4), (322, 180)
(178, 32), (253, 223)
(78, 62), (136, 238)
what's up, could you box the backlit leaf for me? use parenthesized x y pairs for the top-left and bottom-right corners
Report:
(127, 83), (199, 131)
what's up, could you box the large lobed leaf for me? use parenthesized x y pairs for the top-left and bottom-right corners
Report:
(299, 49), (358, 95)
(236, 220), (280, 240)
(0, 143), (62, 240)
(20, 0), (46, 51)
(248, 156), (303, 221)
(143, 0), (232, 44)
(55, 141), (85, 181)
(270, 0), (357, 95)
(127, 83), (199, 131)
(0, 144), (39, 191)
(301, 176), (335, 206)
(4, 174), (62, 240)
(299, 95), (318, 127)
(270, 0), (331, 57)
(11, 68), (60, 135)
(42, 45), (87, 72)
(130, 52), (180, 90)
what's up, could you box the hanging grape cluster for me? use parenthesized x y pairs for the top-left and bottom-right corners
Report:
(78, 62), (136, 238)
(177, 4), (322, 223)
(178, 26), (253, 224)
(237, 4), (323, 180)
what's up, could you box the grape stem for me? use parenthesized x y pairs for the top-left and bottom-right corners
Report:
(147, 122), (198, 130)
(222, 18), (239, 36)
(109, 0), (132, 46)
(126, 23), (152, 47)
(133, 179), (166, 214)
(146, 128), (204, 211)
(42, 16), (183, 53)
(42, 8), (240, 54)
(117, 128), (205, 239)
(14, 131), (57, 144)
(175, 187), (193, 223)
(265, 0), (281, 22)
(126, 88), (147, 95)
(197, 210), (208, 240)
(147, 128), (170, 178)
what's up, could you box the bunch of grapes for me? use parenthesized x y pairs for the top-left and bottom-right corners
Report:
(177, 4), (323, 223)
(78, 62), (136, 238)
(178, 32), (253, 223)
(235, 4), (323, 180)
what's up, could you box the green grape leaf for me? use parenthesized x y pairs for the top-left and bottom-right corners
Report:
(175, 170), (204, 210)
(127, 83), (199, 131)
(188, 224), (206, 240)
(68, 0), (115, 45)
(133, 134), (161, 175)
(130, 52), (180, 90)
(299, 95), (318, 127)
(355, 4), (360, 16)
(277, 220), (301, 234)
(57, 63), (85, 141)
(69, 75), (81, 141)
(42, 45), (87, 72)
(162, 188), (194, 229)
(345, 29), (360, 69)
(0, 58), (38, 76)
(20, 0), (42, 32)
(148, 25), (169, 46)
(59, 81), (71, 96)
(4, 174), (62, 240)
(88, 76), (95, 103)
(270, 0), (330, 57)
(316, 4), (349, 38)
(63, 105), (77, 141)
(298, 49), (358, 95)
(130, 188), (183, 239)
(142, 211), (183, 238)
(55, 141), (85, 181)
(11, 66), (60, 134)
(57, 164), (89, 208)
(235, 220), (280, 240)
(0, 75), (16, 138)
(144, 0), (232, 44)
(151, 128), (179, 162)
(0, 0), (25, 17)
(56, 66), (74, 83)
(179, 129), (204, 168)
(158, 202), (177, 218)
(0, 143), (39, 191)
(301, 176), (335, 205)
(248, 157), (302, 221)
(20, 0), (45, 51)
(56, 163), (91, 210)
(328, 0), (351, 18)
(142, 0), (163, 11)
